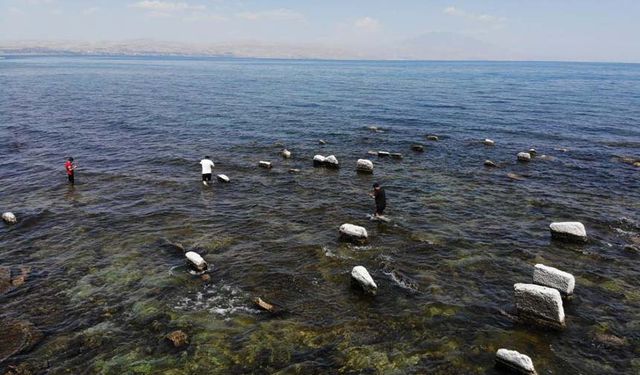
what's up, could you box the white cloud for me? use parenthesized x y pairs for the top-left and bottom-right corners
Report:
(82, 7), (100, 15)
(129, 1), (205, 12)
(236, 8), (305, 22)
(443, 6), (505, 25)
(353, 16), (380, 32)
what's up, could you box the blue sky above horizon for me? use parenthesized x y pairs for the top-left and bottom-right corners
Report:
(1, 0), (639, 62)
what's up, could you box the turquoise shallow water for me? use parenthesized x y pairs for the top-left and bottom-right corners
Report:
(1, 56), (640, 374)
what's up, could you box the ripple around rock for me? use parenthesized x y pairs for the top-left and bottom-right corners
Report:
(0, 319), (43, 363)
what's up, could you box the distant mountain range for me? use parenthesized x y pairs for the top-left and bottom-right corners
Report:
(0, 34), (522, 60)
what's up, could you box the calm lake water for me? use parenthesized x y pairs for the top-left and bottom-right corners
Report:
(1, 56), (639, 374)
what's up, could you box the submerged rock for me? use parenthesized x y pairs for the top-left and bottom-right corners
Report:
(254, 297), (277, 313)
(555, 147), (569, 153)
(0, 267), (11, 294)
(318, 139), (327, 145)
(356, 159), (374, 174)
(166, 330), (188, 348)
(484, 160), (497, 168)
(367, 150), (378, 156)
(533, 264), (575, 296)
(339, 223), (368, 244)
(411, 144), (424, 152)
(2, 212), (17, 224)
(549, 222), (587, 243)
(288, 168), (300, 174)
(216, 174), (230, 183)
(507, 173), (526, 181)
(0, 319), (43, 363)
(351, 266), (377, 295)
(517, 152), (531, 162)
(281, 149), (291, 159)
(259, 161), (272, 169)
(634, 161), (640, 168)
(377, 151), (390, 157)
(483, 139), (495, 146)
(324, 155), (339, 169)
(528, 148), (537, 156)
(367, 125), (380, 132)
(185, 251), (208, 272)
(514, 283), (565, 330)
(426, 135), (439, 141)
(495, 348), (537, 375)
(390, 153), (403, 160)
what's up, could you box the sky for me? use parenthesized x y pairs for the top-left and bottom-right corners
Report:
(1, 0), (639, 62)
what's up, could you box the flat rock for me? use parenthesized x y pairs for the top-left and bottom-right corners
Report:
(351, 266), (377, 295)
(495, 348), (537, 375)
(411, 144), (424, 152)
(185, 251), (208, 272)
(0, 319), (43, 363)
(166, 330), (188, 348)
(517, 152), (531, 162)
(339, 223), (368, 244)
(356, 159), (374, 173)
(484, 160), (497, 168)
(2, 212), (17, 224)
(549, 222), (587, 243)
(216, 174), (230, 183)
(258, 161), (272, 169)
(533, 264), (575, 296)
(514, 283), (565, 330)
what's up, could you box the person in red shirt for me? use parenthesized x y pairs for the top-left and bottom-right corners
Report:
(65, 157), (77, 185)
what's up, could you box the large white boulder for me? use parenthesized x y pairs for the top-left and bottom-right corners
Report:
(185, 251), (208, 272)
(514, 283), (565, 329)
(259, 161), (272, 169)
(495, 349), (537, 375)
(356, 159), (374, 173)
(313, 155), (326, 167)
(533, 264), (575, 296)
(339, 223), (368, 244)
(324, 155), (339, 168)
(216, 174), (230, 183)
(351, 266), (377, 295)
(281, 149), (291, 159)
(2, 212), (17, 224)
(517, 152), (531, 162)
(549, 222), (587, 242)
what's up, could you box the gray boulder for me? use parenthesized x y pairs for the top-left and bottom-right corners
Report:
(324, 155), (339, 168)
(517, 152), (531, 162)
(356, 159), (374, 173)
(483, 139), (495, 146)
(514, 283), (565, 329)
(2, 212), (17, 224)
(533, 264), (575, 296)
(549, 222), (587, 242)
(185, 251), (208, 272)
(281, 149), (291, 159)
(495, 349), (537, 374)
(339, 223), (368, 244)
(351, 266), (377, 295)
(313, 154), (326, 167)
(259, 161), (272, 169)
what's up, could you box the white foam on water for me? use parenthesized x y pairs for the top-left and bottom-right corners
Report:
(174, 283), (260, 318)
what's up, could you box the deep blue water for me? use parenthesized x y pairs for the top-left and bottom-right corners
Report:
(1, 56), (640, 374)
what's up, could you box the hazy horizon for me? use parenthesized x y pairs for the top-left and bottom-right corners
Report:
(1, 0), (639, 63)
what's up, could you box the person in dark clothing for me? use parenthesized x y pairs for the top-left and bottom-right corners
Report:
(370, 182), (386, 217)
(65, 157), (77, 185)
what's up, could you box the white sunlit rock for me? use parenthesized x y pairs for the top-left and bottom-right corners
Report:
(390, 153), (403, 159)
(514, 283), (565, 330)
(549, 222), (587, 243)
(427, 135), (439, 141)
(377, 151), (390, 157)
(517, 152), (531, 162)
(339, 223), (368, 244)
(281, 149), (291, 159)
(351, 266), (377, 295)
(533, 264), (575, 296)
(495, 349), (537, 375)
(2, 212), (17, 224)
(324, 155), (339, 168)
(484, 160), (497, 168)
(216, 174), (230, 183)
(259, 161), (272, 169)
(411, 144), (424, 152)
(185, 251), (208, 272)
(313, 155), (326, 167)
(356, 159), (374, 173)
(484, 139), (495, 146)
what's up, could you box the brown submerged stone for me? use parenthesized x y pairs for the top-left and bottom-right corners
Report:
(0, 320), (43, 363)
(166, 330), (188, 348)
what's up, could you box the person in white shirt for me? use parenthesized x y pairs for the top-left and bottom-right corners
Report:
(199, 156), (215, 186)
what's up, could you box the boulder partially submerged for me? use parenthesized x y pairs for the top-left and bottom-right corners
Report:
(411, 144), (424, 152)
(549, 222), (587, 243)
(533, 264), (575, 296)
(339, 223), (368, 244)
(514, 283), (565, 330)
(2, 212), (17, 224)
(318, 139), (327, 145)
(324, 155), (339, 169)
(517, 152), (531, 162)
(484, 160), (497, 168)
(426, 135), (439, 141)
(216, 174), (230, 183)
(390, 153), (403, 160)
(495, 349), (537, 375)
(166, 330), (188, 348)
(377, 151), (390, 157)
(281, 149), (291, 159)
(351, 266), (377, 295)
(259, 161), (272, 169)
(0, 319), (43, 363)
(185, 251), (208, 272)
(356, 159), (374, 174)
(483, 139), (495, 146)
(313, 155), (326, 167)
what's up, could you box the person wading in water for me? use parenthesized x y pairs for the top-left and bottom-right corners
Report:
(370, 182), (386, 217)
(65, 157), (77, 185)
